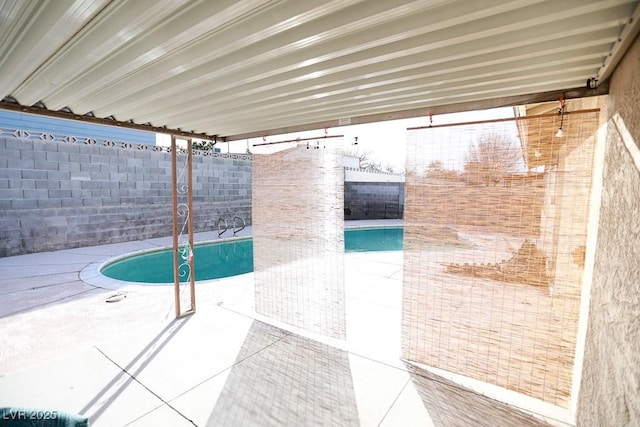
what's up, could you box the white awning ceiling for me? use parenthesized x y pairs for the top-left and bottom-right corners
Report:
(1, 0), (638, 140)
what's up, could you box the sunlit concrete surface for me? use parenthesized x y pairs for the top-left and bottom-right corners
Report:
(0, 220), (554, 426)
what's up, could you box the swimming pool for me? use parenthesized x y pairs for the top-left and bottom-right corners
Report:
(101, 226), (403, 284)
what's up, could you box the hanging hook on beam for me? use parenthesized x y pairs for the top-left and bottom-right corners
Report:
(253, 134), (344, 147)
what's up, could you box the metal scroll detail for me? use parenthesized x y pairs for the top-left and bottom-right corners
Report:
(176, 203), (192, 282)
(0, 126), (253, 160)
(176, 152), (191, 283)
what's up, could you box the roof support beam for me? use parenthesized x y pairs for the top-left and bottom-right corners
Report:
(222, 83), (609, 141)
(0, 98), (218, 141)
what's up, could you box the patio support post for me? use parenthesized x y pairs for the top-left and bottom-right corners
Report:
(187, 138), (196, 313)
(171, 135), (181, 318)
(171, 135), (196, 318)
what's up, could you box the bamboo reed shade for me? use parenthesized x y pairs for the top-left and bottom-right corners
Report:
(252, 142), (346, 339)
(402, 110), (600, 407)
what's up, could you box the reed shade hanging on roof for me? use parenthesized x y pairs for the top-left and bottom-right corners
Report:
(401, 109), (600, 407)
(252, 142), (346, 339)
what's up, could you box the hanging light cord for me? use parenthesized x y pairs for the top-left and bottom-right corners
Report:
(556, 98), (565, 137)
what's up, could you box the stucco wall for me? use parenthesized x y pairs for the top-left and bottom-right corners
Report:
(606, 34), (640, 151)
(577, 34), (640, 425)
(0, 136), (252, 256)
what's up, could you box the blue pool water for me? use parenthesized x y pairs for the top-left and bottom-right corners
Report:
(101, 227), (403, 284)
(343, 226), (403, 252)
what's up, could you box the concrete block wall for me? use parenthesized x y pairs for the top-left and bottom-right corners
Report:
(344, 182), (404, 219)
(0, 136), (251, 256)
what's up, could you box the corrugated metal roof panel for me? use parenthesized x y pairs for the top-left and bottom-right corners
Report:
(1, 0), (638, 139)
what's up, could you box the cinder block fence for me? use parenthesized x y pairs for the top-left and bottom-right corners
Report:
(344, 182), (404, 219)
(0, 136), (252, 256)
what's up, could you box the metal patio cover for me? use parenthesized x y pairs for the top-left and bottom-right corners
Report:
(1, 0), (639, 141)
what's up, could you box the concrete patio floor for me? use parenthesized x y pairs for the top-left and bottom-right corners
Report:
(0, 220), (557, 426)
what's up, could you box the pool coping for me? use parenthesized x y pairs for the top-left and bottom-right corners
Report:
(80, 235), (254, 289)
(80, 220), (404, 289)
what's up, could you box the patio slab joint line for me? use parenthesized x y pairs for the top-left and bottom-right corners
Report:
(376, 377), (413, 426)
(93, 346), (197, 427)
(0, 278), (92, 297)
(168, 323), (294, 406)
(3, 288), (100, 318)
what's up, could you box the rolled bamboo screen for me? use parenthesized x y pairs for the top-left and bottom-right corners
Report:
(253, 143), (346, 339)
(402, 110), (599, 407)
